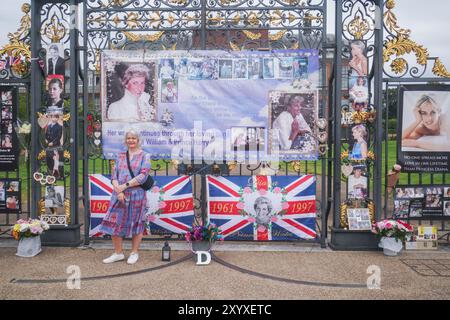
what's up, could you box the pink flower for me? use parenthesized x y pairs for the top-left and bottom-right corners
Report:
(243, 187), (252, 194)
(236, 202), (245, 210)
(385, 222), (393, 229)
(273, 187), (282, 194)
(282, 202), (289, 210)
(147, 215), (157, 222)
(258, 189), (267, 196)
(271, 216), (278, 222)
(151, 186), (160, 193)
(247, 217), (256, 223)
(158, 201), (167, 209)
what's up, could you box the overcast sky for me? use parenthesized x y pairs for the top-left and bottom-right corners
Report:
(0, 0), (449, 70)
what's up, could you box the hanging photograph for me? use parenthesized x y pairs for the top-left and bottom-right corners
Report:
(45, 185), (64, 208)
(263, 58), (275, 79)
(268, 91), (318, 160)
(0, 179), (20, 213)
(398, 85), (450, 173)
(347, 165), (368, 199)
(347, 208), (372, 231)
(348, 124), (369, 161)
(43, 106), (64, 148)
(103, 61), (157, 122)
(45, 75), (64, 108)
(349, 40), (368, 77)
(159, 58), (175, 79)
(348, 76), (369, 112)
(46, 43), (65, 76)
(46, 147), (64, 180)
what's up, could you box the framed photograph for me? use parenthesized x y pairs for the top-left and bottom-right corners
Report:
(200, 58), (218, 80)
(444, 201), (450, 216)
(233, 59), (248, 79)
(103, 60), (157, 122)
(347, 208), (372, 231)
(218, 59), (233, 79)
(444, 187), (450, 198)
(397, 85), (450, 173)
(1, 91), (13, 105)
(268, 91), (318, 160)
(43, 106), (64, 149)
(46, 43), (65, 76)
(348, 124), (369, 161)
(349, 40), (368, 77)
(45, 185), (64, 208)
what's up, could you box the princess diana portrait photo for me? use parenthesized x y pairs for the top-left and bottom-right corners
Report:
(104, 61), (157, 122)
(233, 59), (248, 79)
(400, 88), (450, 152)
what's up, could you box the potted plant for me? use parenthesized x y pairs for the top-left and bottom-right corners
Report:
(371, 219), (413, 256)
(12, 218), (50, 257)
(185, 222), (224, 253)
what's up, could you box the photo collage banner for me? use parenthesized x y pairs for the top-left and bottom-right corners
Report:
(394, 185), (450, 218)
(0, 179), (20, 213)
(37, 42), (66, 180)
(340, 40), (375, 231)
(101, 49), (320, 161)
(0, 87), (19, 171)
(397, 85), (450, 173)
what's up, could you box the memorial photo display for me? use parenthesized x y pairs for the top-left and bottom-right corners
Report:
(397, 85), (450, 173)
(0, 87), (19, 171)
(101, 50), (320, 161)
(393, 185), (450, 218)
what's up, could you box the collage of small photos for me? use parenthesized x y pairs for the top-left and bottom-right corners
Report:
(0, 89), (14, 149)
(38, 42), (66, 180)
(347, 208), (372, 231)
(0, 179), (20, 213)
(394, 185), (450, 219)
(157, 55), (309, 104)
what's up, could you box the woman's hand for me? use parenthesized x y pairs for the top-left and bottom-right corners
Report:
(114, 184), (127, 194)
(117, 192), (126, 204)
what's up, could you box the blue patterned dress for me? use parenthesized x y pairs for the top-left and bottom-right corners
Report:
(99, 151), (151, 238)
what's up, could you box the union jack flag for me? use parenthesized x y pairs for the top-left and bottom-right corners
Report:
(88, 174), (195, 237)
(207, 175), (317, 241)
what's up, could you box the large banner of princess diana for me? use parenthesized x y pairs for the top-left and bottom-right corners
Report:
(206, 175), (317, 241)
(101, 49), (320, 162)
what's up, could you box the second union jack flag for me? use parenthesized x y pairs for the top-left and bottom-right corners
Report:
(207, 175), (317, 241)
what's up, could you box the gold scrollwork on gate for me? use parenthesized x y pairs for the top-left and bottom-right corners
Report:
(384, 0), (450, 77)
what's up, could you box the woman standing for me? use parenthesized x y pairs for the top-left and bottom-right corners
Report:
(100, 129), (151, 264)
(349, 41), (368, 77)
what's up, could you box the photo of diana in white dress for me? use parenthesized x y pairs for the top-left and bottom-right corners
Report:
(107, 64), (156, 122)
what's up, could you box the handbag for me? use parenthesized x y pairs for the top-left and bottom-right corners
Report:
(126, 151), (154, 191)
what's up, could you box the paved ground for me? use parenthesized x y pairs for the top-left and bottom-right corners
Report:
(1, 240), (450, 300)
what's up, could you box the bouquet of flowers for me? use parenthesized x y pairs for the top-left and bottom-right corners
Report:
(13, 120), (32, 161)
(185, 222), (224, 243)
(371, 219), (413, 242)
(12, 218), (49, 240)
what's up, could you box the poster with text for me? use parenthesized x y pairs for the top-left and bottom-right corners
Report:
(101, 50), (320, 162)
(398, 85), (450, 173)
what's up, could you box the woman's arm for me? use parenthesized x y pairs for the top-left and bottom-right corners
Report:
(360, 141), (368, 159)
